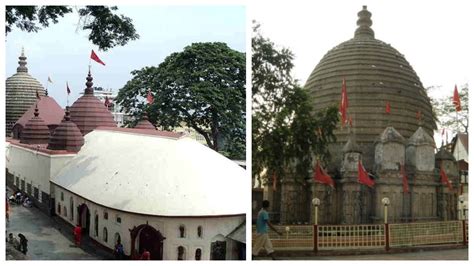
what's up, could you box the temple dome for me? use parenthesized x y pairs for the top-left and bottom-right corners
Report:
(304, 6), (436, 171)
(407, 127), (436, 147)
(69, 71), (116, 135)
(47, 106), (85, 152)
(6, 48), (46, 136)
(134, 114), (156, 130)
(20, 105), (50, 144)
(12, 95), (64, 139)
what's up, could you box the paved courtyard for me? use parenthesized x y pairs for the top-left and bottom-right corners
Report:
(6, 200), (100, 260)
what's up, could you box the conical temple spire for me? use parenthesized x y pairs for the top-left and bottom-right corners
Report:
(34, 105), (39, 117)
(17, 47), (28, 73)
(85, 70), (94, 94)
(64, 106), (71, 121)
(354, 5), (374, 39)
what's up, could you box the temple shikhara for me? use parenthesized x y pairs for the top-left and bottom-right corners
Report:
(261, 6), (462, 225)
(5, 51), (246, 260)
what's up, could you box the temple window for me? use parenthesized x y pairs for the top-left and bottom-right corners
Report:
(103, 227), (108, 242)
(195, 248), (202, 260)
(178, 246), (186, 260)
(179, 225), (186, 238)
(197, 226), (203, 238)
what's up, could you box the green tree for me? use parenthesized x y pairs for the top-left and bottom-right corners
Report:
(429, 83), (469, 133)
(6, 6), (139, 51)
(252, 22), (338, 186)
(115, 42), (246, 159)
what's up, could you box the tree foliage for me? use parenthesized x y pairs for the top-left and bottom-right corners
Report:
(429, 83), (469, 133)
(6, 6), (139, 51)
(115, 42), (246, 159)
(252, 22), (339, 186)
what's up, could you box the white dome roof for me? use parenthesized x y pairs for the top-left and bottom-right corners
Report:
(51, 128), (247, 217)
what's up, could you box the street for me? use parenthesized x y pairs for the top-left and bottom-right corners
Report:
(6, 200), (100, 260)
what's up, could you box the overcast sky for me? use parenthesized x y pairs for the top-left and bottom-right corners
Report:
(5, 5), (245, 107)
(252, 0), (474, 146)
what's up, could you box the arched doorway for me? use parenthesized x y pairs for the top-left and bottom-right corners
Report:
(210, 234), (227, 260)
(77, 204), (91, 236)
(129, 224), (165, 260)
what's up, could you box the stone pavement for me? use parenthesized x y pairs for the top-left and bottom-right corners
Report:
(6, 200), (102, 260)
(254, 248), (468, 260)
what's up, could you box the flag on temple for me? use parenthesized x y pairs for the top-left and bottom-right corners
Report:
(400, 164), (409, 193)
(339, 78), (348, 126)
(313, 160), (335, 188)
(385, 101), (391, 114)
(416, 110), (422, 122)
(104, 96), (110, 107)
(453, 85), (461, 112)
(67, 82), (71, 95)
(358, 160), (375, 188)
(440, 165), (453, 191)
(90, 50), (106, 66)
(48, 76), (53, 83)
(147, 89), (154, 104)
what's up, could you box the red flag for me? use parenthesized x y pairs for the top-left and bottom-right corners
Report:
(440, 165), (453, 191)
(453, 85), (461, 112)
(385, 101), (391, 114)
(66, 82), (71, 95)
(90, 50), (106, 66)
(313, 160), (335, 188)
(416, 110), (422, 122)
(272, 173), (277, 192)
(104, 96), (110, 107)
(400, 164), (409, 193)
(339, 78), (348, 126)
(358, 160), (375, 188)
(147, 89), (154, 104)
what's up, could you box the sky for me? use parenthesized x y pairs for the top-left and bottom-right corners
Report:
(252, 0), (474, 147)
(5, 5), (246, 108)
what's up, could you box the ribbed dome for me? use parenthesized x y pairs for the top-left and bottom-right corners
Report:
(48, 107), (84, 152)
(304, 6), (435, 171)
(134, 114), (156, 130)
(6, 48), (46, 136)
(70, 71), (116, 135)
(20, 105), (50, 144)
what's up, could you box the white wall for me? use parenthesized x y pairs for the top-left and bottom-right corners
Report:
(53, 186), (245, 260)
(7, 144), (74, 201)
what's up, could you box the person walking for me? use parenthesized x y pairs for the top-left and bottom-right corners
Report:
(8, 233), (20, 251)
(114, 239), (125, 260)
(18, 233), (28, 255)
(73, 225), (82, 246)
(140, 248), (151, 260)
(252, 200), (282, 260)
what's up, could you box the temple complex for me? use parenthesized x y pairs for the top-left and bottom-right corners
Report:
(261, 6), (460, 225)
(6, 58), (246, 260)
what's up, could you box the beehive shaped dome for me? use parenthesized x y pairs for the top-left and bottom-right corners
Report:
(48, 107), (84, 152)
(20, 105), (50, 144)
(304, 6), (436, 171)
(134, 114), (156, 130)
(69, 71), (116, 135)
(6, 48), (46, 136)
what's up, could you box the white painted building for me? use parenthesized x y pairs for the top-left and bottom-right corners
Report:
(6, 127), (246, 260)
